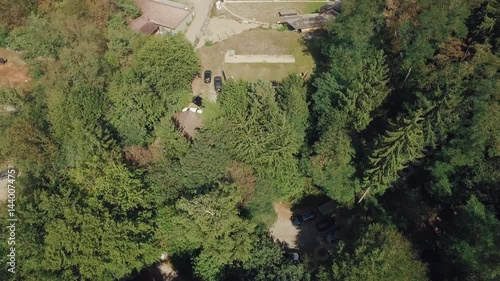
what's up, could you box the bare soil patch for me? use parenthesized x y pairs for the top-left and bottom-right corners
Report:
(269, 202), (298, 248)
(0, 178), (7, 204)
(0, 48), (30, 89)
(123, 138), (164, 167)
(157, 261), (180, 281)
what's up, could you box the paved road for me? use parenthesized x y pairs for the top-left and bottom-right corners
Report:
(185, 0), (215, 44)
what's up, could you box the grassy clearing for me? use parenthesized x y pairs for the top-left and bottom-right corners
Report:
(244, 178), (281, 227)
(196, 29), (315, 81)
(224, 2), (327, 23)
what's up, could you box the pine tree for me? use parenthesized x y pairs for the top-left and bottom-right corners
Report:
(314, 45), (389, 133)
(311, 111), (361, 204)
(479, 0), (500, 36)
(277, 74), (309, 141)
(421, 85), (464, 146)
(363, 111), (425, 199)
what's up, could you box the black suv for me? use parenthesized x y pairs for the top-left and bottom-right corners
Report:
(214, 76), (222, 92)
(204, 70), (212, 83)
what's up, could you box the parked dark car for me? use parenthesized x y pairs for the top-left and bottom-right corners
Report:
(292, 211), (316, 226)
(316, 218), (335, 232)
(204, 70), (212, 83)
(214, 76), (222, 92)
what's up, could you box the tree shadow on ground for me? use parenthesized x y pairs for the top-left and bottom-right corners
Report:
(288, 195), (337, 272)
(298, 30), (329, 74)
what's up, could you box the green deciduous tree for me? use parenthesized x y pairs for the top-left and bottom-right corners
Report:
(236, 233), (311, 281)
(133, 35), (199, 93)
(159, 185), (256, 281)
(107, 35), (199, 145)
(319, 224), (428, 281)
(16, 160), (159, 280)
(1, 118), (56, 169)
(9, 14), (67, 59)
(113, 0), (141, 18)
(104, 13), (139, 69)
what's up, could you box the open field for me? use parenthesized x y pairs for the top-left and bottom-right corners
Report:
(224, 2), (326, 23)
(193, 29), (314, 101)
(196, 29), (314, 81)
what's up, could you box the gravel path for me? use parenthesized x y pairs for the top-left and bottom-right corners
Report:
(195, 18), (259, 48)
(184, 0), (215, 44)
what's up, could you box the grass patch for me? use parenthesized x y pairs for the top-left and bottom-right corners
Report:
(245, 178), (281, 227)
(197, 29), (315, 81)
(276, 24), (289, 32)
(303, 2), (326, 13)
(225, 2), (328, 23)
(204, 39), (214, 47)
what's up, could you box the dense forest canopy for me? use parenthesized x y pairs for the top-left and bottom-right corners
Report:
(0, 0), (498, 280)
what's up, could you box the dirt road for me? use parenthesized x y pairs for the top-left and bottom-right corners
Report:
(185, 0), (214, 44)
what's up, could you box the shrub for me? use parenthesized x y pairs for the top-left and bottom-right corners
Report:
(113, 0), (141, 19)
(0, 25), (8, 47)
(204, 39), (214, 47)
